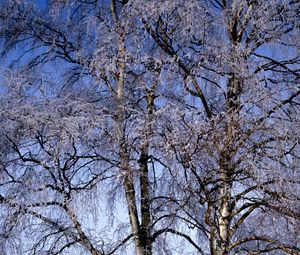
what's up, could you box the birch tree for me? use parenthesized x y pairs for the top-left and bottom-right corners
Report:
(0, 0), (299, 255)
(133, 0), (300, 254)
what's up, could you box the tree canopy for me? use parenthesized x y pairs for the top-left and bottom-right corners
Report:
(0, 1), (299, 255)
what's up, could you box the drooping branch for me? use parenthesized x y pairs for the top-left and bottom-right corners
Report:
(152, 228), (206, 255)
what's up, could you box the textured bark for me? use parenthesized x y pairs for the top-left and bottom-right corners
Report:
(139, 148), (151, 255)
(139, 90), (155, 255)
(116, 38), (145, 255)
(111, 1), (145, 254)
(216, 168), (231, 255)
(215, 7), (244, 253)
(123, 167), (144, 255)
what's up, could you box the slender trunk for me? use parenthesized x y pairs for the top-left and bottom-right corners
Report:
(110, 2), (144, 253)
(116, 38), (145, 255)
(122, 158), (144, 255)
(215, 71), (239, 255)
(117, 68), (145, 255)
(139, 90), (154, 255)
(215, 8), (247, 251)
(139, 147), (152, 255)
(216, 168), (231, 255)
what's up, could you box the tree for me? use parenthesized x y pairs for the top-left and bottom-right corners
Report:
(0, 0), (299, 255)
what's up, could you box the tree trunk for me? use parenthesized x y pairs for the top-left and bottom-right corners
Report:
(116, 44), (145, 255)
(216, 169), (231, 255)
(112, 3), (145, 253)
(139, 89), (155, 255)
(123, 164), (145, 255)
(215, 70), (239, 255)
(139, 147), (152, 255)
